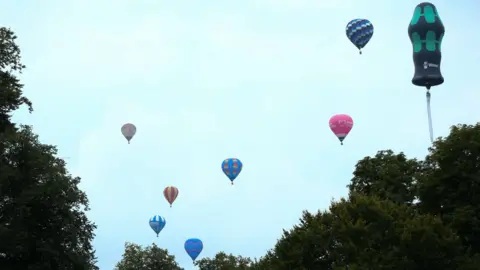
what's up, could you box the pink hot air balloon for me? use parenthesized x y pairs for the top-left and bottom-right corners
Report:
(329, 114), (353, 145)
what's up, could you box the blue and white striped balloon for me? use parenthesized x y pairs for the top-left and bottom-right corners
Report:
(346, 19), (374, 54)
(149, 215), (166, 237)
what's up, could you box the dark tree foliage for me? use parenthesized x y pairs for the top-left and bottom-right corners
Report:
(0, 27), (97, 269)
(348, 150), (421, 205)
(115, 242), (183, 270)
(258, 195), (463, 270)
(194, 251), (256, 270)
(0, 28), (32, 131)
(418, 124), (480, 253)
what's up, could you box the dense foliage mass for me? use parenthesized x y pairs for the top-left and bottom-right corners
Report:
(2, 27), (480, 270)
(115, 242), (183, 270)
(0, 27), (97, 269)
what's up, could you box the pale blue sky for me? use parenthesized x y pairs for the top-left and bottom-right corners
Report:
(2, 0), (479, 269)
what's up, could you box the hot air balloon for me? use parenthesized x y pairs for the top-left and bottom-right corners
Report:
(185, 238), (203, 261)
(149, 215), (166, 237)
(163, 186), (179, 207)
(329, 114), (353, 145)
(222, 158), (243, 185)
(408, 2), (444, 143)
(121, 123), (136, 144)
(346, 19), (374, 54)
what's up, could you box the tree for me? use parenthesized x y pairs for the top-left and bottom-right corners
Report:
(348, 150), (421, 205)
(194, 251), (255, 270)
(0, 28), (31, 130)
(258, 194), (464, 270)
(418, 123), (480, 254)
(0, 27), (97, 269)
(115, 242), (183, 270)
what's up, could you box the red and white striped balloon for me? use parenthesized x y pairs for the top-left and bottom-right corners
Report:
(163, 186), (179, 207)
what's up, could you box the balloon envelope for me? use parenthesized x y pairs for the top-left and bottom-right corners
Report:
(121, 123), (136, 143)
(149, 215), (166, 236)
(163, 186), (179, 207)
(221, 158), (243, 183)
(185, 238), (203, 261)
(346, 19), (374, 52)
(329, 114), (354, 144)
(408, 2), (444, 88)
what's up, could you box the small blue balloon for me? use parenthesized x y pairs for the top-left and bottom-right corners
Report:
(149, 215), (166, 237)
(185, 238), (203, 261)
(346, 19), (374, 54)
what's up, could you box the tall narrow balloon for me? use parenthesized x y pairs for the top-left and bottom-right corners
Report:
(163, 186), (179, 207)
(149, 215), (166, 237)
(185, 238), (203, 261)
(346, 19), (374, 54)
(329, 114), (353, 145)
(121, 123), (137, 144)
(408, 2), (444, 143)
(222, 158), (243, 185)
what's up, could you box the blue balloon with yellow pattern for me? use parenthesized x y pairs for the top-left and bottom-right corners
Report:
(221, 158), (243, 185)
(346, 18), (374, 54)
